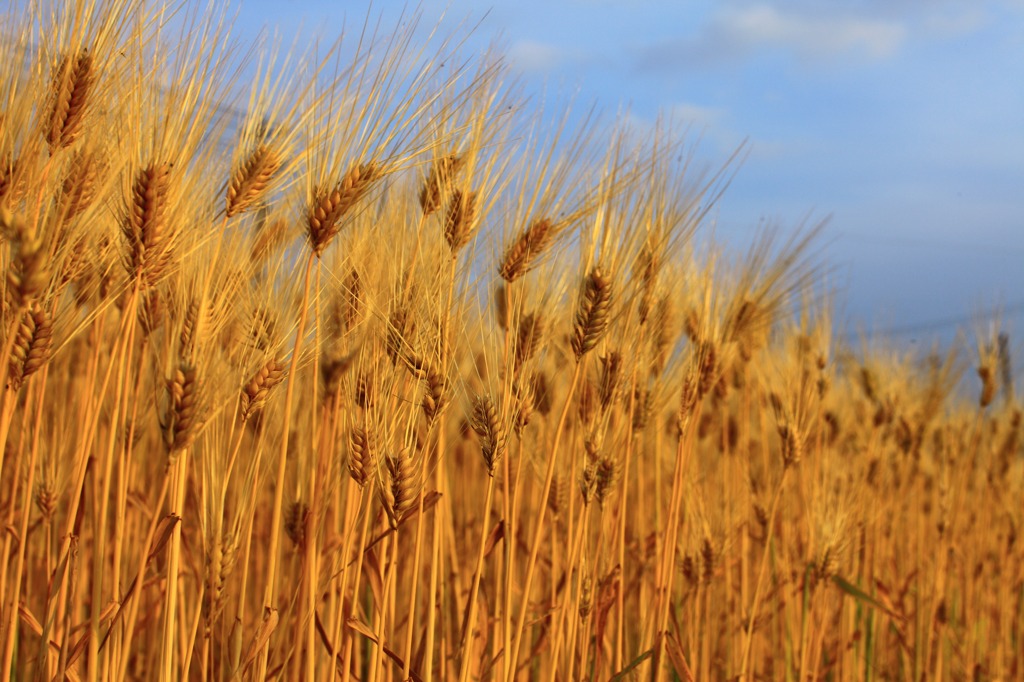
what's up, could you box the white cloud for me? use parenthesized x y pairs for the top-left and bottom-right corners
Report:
(670, 102), (727, 129)
(922, 8), (989, 38)
(634, 3), (907, 69)
(507, 40), (568, 72)
(713, 4), (906, 60)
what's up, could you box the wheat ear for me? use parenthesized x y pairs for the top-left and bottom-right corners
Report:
(226, 144), (283, 217)
(571, 267), (612, 361)
(499, 218), (554, 282)
(308, 161), (381, 256)
(45, 48), (94, 150)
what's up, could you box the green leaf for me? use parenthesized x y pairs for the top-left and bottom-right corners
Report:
(609, 648), (654, 681)
(832, 575), (897, 619)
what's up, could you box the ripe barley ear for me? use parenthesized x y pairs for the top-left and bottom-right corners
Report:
(138, 289), (165, 336)
(8, 307), (53, 391)
(444, 189), (479, 253)
(59, 148), (107, 218)
(226, 144), (283, 217)
(379, 450), (421, 529)
(7, 229), (50, 308)
(421, 363), (447, 423)
(205, 533), (240, 620)
(499, 218), (554, 282)
(240, 357), (286, 421)
(285, 501), (310, 549)
(418, 153), (464, 215)
(308, 161), (381, 255)
(342, 267), (363, 329)
(123, 162), (174, 287)
(386, 307), (414, 366)
(514, 311), (544, 372)
(45, 49), (94, 150)
(597, 350), (622, 410)
(349, 424), (377, 487)
(164, 362), (204, 455)
(471, 394), (505, 475)
(571, 267), (612, 361)
(0, 155), (25, 203)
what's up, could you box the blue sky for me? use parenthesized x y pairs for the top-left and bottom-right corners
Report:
(234, 0), (1024, 345)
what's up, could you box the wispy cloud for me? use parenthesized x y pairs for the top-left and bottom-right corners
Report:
(635, 4), (906, 70)
(921, 8), (989, 38)
(723, 5), (905, 58)
(669, 102), (727, 129)
(625, 102), (761, 157)
(507, 39), (578, 73)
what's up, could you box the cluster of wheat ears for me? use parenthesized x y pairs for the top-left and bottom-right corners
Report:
(0, 1), (1021, 680)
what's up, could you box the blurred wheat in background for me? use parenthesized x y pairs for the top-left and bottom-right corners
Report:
(0, 1), (1021, 680)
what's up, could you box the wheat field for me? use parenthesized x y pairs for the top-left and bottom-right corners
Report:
(0, 1), (1021, 680)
